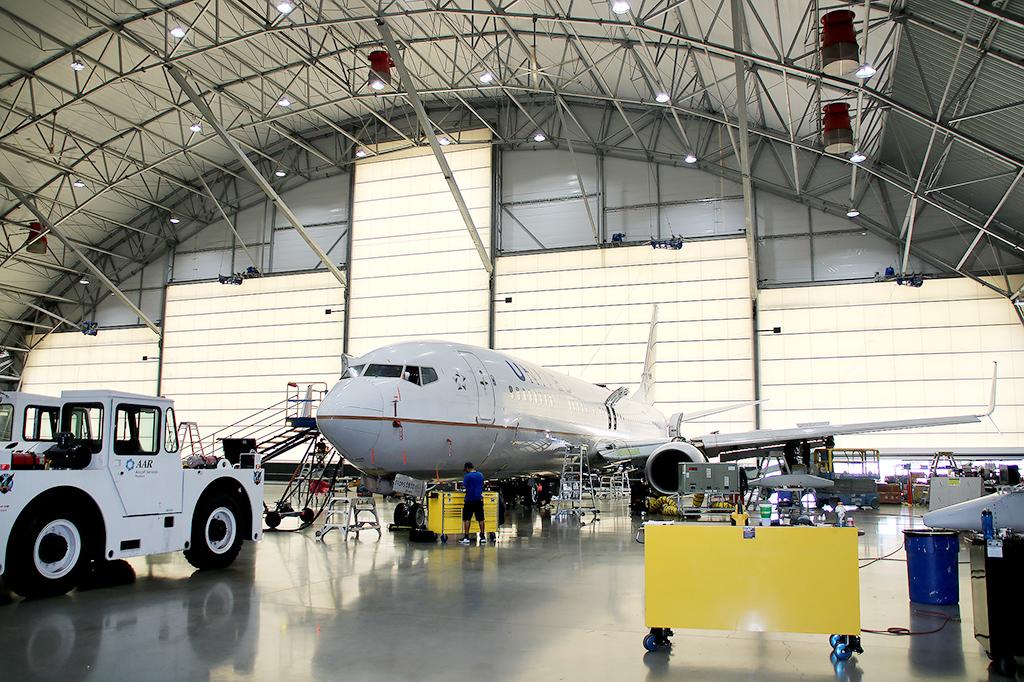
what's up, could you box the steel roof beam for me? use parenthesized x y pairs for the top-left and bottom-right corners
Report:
(0, 171), (160, 334)
(374, 19), (492, 274)
(167, 64), (348, 289)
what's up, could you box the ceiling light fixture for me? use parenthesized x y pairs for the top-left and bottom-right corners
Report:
(438, 136), (451, 146)
(532, 132), (547, 142)
(846, 208), (861, 218)
(79, 275), (90, 285)
(655, 92), (670, 103)
(684, 153), (697, 164)
(355, 147), (368, 158)
(189, 121), (203, 133)
(71, 59), (86, 71)
(479, 72), (494, 84)
(368, 75), (386, 91)
(610, 0), (631, 14)
(276, 1), (294, 13)
(855, 63), (877, 79)
(274, 169), (287, 177)
(72, 178), (86, 188)
(849, 150), (867, 163)
(169, 216), (181, 224)
(277, 96), (292, 107)
(170, 26), (187, 39)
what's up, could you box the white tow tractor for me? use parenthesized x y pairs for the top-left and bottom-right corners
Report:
(0, 390), (264, 599)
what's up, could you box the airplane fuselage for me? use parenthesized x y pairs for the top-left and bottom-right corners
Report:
(317, 341), (667, 480)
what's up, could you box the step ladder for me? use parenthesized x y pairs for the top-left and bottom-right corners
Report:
(316, 495), (382, 542)
(553, 445), (600, 522)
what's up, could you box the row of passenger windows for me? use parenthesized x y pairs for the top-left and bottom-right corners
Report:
(0, 403), (179, 455)
(350, 364), (439, 386)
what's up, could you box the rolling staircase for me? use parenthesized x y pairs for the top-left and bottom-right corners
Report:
(553, 445), (600, 523)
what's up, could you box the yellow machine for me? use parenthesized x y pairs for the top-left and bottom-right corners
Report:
(643, 523), (863, 661)
(427, 490), (499, 543)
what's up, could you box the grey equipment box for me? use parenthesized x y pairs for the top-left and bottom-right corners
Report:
(679, 462), (741, 495)
(929, 476), (984, 511)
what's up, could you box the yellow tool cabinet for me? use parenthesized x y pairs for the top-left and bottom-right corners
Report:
(427, 491), (499, 543)
(643, 523), (863, 661)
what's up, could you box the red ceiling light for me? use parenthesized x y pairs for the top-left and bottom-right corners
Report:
(25, 221), (47, 254)
(821, 10), (859, 76)
(368, 50), (394, 91)
(822, 103), (854, 154)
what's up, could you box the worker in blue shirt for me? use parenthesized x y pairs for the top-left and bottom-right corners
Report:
(460, 461), (486, 545)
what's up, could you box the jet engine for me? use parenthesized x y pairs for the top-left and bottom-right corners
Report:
(644, 441), (706, 495)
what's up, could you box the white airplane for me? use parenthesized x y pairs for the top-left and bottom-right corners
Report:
(317, 311), (996, 498)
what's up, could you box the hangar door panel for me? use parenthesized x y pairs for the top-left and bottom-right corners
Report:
(347, 134), (491, 355)
(758, 277), (1024, 448)
(20, 328), (159, 396)
(494, 240), (756, 434)
(160, 271), (344, 458)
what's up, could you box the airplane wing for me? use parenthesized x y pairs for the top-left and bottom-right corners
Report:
(696, 363), (998, 459)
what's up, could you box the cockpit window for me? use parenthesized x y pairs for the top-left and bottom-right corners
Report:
(344, 364), (364, 379)
(421, 367), (438, 385)
(364, 364), (403, 378)
(404, 366), (421, 385)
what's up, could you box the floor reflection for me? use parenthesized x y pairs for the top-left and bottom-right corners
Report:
(0, 500), (1007, 681)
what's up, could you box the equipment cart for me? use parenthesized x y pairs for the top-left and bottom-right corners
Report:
(427, 490), (499, 543)
(643, 523), (863, 662)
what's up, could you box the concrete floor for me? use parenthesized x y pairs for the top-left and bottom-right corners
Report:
(0, 496), (1015, 682)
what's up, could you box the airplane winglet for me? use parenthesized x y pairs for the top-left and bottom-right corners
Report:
(984, 361), (998, 417)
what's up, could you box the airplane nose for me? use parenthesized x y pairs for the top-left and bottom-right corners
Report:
(317, 379), (386, 462)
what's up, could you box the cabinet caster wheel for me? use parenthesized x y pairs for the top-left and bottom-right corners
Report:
(831, 642), (852, 662)
(440, 534), (448, 543)
(829, 634), (842, 648)
(643, 634), (660, 652)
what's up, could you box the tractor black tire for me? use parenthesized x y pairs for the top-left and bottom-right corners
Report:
(184, 494), (244, 571)
(4, 508), (93, 599)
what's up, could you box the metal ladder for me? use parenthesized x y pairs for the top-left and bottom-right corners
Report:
(553, 445), (600, 522)
(316, 494), (382, 542)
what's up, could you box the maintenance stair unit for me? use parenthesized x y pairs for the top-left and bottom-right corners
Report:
(553, 445), (600, 523)
(199, 383), (347, 530)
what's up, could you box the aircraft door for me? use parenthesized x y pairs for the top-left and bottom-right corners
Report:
(458, 351), (495, 424)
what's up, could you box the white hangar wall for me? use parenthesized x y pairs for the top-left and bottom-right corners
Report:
(20, 327), (159, 396)
(758, 277), (1024, 448)
(159, 271), (344, 441)
(346, 132), (492, 355)
(493, 240), (757, 434)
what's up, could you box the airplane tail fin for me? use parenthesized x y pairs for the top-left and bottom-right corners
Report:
(634, 305), (657, 405)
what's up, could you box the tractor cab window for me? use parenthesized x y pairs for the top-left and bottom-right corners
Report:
(24, 405), (59, 441)
(421, 367), (438, 385)
(164, 407), (179, 453)
(62, 403), (104, 454)
(114, 404), (160, 457)
(0, 403), (12, 440)
(364, 364), (403, 378)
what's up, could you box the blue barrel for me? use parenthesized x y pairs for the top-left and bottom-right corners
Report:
(903, 529), (960, 605)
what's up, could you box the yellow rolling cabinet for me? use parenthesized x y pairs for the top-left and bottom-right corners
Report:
(643, 523), (862, 661)
(427, 491), (499, 543)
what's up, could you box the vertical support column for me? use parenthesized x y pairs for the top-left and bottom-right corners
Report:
(342, 165), (356, 355)
(489, 143), (500, 349)
(731, 0), (760, 428)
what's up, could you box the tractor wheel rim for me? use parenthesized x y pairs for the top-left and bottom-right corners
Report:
(205, 507), (237, 554)
(33, 519), (81, 579)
